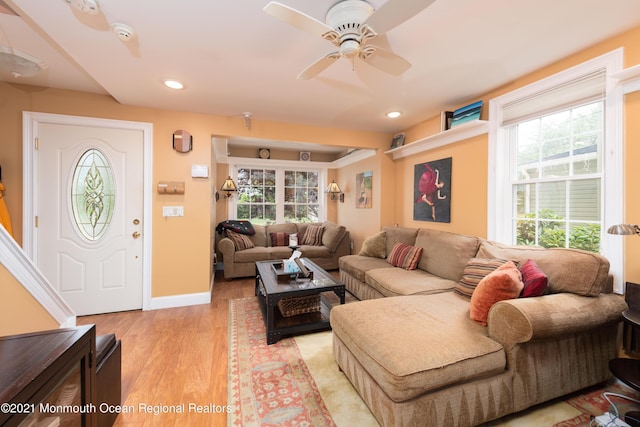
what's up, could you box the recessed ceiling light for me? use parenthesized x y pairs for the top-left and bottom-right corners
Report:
(163, 80), (184, 90)
(386, 111), (402, 119)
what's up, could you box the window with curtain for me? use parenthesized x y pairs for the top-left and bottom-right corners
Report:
(234, 167), (321, 225)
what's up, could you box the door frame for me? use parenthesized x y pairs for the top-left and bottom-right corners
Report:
(22, 112), (153, 311)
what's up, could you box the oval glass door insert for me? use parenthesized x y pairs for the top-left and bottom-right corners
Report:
(71, 148), (115, 241)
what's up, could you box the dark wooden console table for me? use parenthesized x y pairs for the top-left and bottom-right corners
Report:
(255, 259), (345, 345)
(0, 325), (97, 427)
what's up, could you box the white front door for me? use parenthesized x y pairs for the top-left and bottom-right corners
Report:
(36, 122), (144, 315)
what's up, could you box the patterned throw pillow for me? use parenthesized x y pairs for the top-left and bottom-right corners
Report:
(300, 225), (324, 246)
(226, 230), (255, 251)
(519, 259), (548, 297)
(387, 243), (423, 270)
(455, 258), (509, 299)
(470, 261), (524, 326)
(270, 232), (290, 247)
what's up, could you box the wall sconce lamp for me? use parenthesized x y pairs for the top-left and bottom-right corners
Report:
(608, 224), (640, 236)
(326, 180), (343, 202)
(219, 176), (238, 199)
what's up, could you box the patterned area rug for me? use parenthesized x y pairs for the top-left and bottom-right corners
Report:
(228, 297), (337, 427)
(552, 383), (640, 426)
(228, 296), (640, 427)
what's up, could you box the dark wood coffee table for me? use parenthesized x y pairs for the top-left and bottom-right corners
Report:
(255, 258), (346, 345)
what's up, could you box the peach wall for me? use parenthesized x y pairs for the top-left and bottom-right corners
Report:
(336, 154), (384, 253)
(624, 91), (640, 284)
(399, 25), (640, 284)
(0, 264), (58, 336)
(0, 83), (390, 316)
(395, 134), (488, 238)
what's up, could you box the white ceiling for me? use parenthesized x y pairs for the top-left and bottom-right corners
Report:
(2, 0), (640, 134)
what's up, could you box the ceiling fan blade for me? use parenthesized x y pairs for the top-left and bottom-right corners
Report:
(263, 2), (336, 38)
(297, 52), (341, 80)
(364, 0), (436, 34)
(361, 46), (411, 75)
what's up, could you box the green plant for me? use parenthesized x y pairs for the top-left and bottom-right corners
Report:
(515, 209), (600, 253)
(569, 224), (601, 252)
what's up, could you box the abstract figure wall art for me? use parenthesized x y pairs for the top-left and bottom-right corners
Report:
(414, 157), (452, 223)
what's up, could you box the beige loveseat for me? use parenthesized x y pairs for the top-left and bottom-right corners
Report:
(217, 221), (350, 279)
(331, 226), (626, 427)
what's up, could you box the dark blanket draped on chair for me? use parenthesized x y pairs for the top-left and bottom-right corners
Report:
(215, 220), (255, 235)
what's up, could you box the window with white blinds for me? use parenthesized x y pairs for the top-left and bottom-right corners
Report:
(488, 49), (624, 281)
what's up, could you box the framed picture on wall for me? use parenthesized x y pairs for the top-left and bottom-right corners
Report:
(413, 157), (451, 223)
(356, 171), (372, 209)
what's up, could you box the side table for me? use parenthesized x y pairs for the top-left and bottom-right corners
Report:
(609, 309), (640, 426)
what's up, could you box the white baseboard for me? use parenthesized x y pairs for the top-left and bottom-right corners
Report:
(149, 290), (211, 310)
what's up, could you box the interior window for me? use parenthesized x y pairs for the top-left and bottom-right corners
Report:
(234, 167), (322, 225)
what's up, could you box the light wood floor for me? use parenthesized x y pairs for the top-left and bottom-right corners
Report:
(77, 272), (255, 427)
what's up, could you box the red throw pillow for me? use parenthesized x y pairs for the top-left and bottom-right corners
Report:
(387, 243), (423, 270)
(519, 259), (548, 297)
(470, 261), (524, 326)
(270, 232), (290, 247)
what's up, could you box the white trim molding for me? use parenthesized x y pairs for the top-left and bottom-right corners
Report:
(22, 112), (155, 311)
(488, 48), (625, 293)
(0, 224), (76, 327)
(149, 291), (212, 310)
(611, 64), (640, 94)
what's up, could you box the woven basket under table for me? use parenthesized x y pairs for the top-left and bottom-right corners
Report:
(277, 294), (321, 317)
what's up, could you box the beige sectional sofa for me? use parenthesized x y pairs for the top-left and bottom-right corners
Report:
(331, 225), (627, 427)
(217, 221), (350, 279)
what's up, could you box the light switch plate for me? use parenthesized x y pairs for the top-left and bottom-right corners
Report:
(163, 206), (184, 217)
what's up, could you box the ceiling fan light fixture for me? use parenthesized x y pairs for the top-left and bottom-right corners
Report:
(163, 79), (184, 90)
(63, 0), (99, 15)
(386, 111), (402, 119)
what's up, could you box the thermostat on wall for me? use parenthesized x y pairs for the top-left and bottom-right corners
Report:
(191, 164), (209, 178)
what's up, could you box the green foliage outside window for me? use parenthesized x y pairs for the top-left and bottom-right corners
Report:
(516, 209), (600, 253)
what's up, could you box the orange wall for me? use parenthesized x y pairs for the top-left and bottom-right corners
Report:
(3, 22), (640, 321)
(0, 83), (390, 312)
(0, 264), (58, 336)
(399, 25), (640, 283)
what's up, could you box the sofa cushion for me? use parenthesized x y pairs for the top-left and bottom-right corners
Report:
(322, 221), (347, 252)
(270, 232), (289, 247)
(226, 230), (255, 250)
(299, 245), (332, 259)
(477, 240), (609, 296)
(234, 247), (271, 263)
(301, 224), (324, 246)
(359, 231), (386, 258)
(470, 261), (524, 326)
(330, 293), (506, 402)
(388, 243), (423, 270)
(250, 225), (268, 247)
(520, 259), (548, 297)
(339, 255), (394, 282)
(382, 226), (419, 259)
(365, 268), (457, 297)
(415, 228), (481, 282)
(455, 258), (508, 299)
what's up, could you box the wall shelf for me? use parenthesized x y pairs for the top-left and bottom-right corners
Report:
(611, 64), (640, 94)
(384, 120), (489, 160)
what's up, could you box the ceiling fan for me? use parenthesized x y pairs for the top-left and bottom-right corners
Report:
(263, 0), (436, 80)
